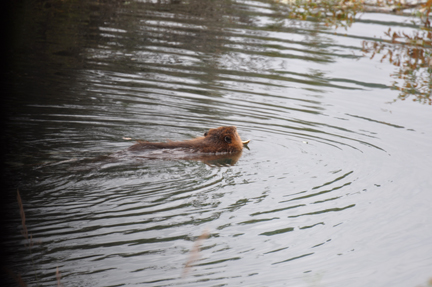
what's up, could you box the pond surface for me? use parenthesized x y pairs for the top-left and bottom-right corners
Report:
(4, 0), (432, 286)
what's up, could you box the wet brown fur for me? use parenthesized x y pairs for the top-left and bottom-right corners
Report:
(128, 126), (244, 154)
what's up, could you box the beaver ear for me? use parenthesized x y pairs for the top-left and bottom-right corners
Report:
(224, 136), (232, 143)
(204, 131), (208, 137)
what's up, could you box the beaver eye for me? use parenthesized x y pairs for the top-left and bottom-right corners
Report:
(224, 136), (232, 143)
(204, 131), (208, 137)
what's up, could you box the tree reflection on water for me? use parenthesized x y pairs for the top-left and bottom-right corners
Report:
(275, 0), (432, 104)
(362, 28), (432, 104)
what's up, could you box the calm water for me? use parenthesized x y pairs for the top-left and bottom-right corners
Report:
(4, 0), (432, 286)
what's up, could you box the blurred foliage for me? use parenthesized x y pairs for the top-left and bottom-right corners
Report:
(362, 28), (432, 104)
(273, 0), (432, 104)
(362, 1), (432, 104)
(275, 0), (363, 29)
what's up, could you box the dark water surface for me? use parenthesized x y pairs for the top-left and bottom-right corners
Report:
(4, 0), (432, 286)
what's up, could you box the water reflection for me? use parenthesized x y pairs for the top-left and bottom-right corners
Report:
(274, 0), (432, 104)
(275, 0), (361, 29)
(362, 28), (432, 104)
(74, 149), (245, 169)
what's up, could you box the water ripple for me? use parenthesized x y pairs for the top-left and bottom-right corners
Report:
(6, 0), (432, 286)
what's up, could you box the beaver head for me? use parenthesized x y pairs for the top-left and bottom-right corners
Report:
(197, 126), (244, 153)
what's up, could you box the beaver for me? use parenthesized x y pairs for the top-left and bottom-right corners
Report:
(35, 127), (249, 171)
(128, 126), (249, 154)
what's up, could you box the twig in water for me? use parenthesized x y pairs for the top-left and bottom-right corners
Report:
(56, 267), (64, 287)
(3, 267), (28, 287)
(17, 189), (31, 248)
(182, 229), (210, 277)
